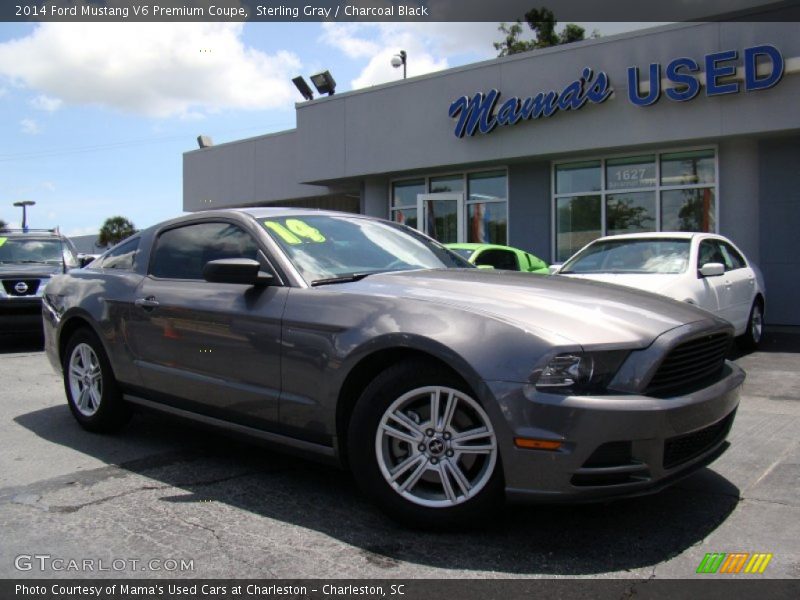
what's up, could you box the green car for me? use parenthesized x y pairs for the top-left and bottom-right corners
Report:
(446, 243), (549, 274)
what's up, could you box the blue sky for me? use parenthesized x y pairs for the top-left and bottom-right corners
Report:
(0, 21), (658, 238)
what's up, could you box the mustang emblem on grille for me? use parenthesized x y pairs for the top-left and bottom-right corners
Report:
(14, 281), (29, 294)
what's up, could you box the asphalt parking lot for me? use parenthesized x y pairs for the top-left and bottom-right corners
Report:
(0, 333), (798, 580)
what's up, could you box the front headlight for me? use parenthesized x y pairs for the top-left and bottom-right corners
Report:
(534, 351), (629, 395)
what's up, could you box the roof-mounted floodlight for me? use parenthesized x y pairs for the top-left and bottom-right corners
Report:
(310, 70), (336, 96)
(197, 135), (214, 149)
(292, 76), (315, 101)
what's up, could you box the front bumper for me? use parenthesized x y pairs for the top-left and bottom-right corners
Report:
(486, 361), (744, 502)
(0, 298), (44, 333)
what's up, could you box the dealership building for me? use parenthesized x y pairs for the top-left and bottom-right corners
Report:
(183, 20), (800, 326)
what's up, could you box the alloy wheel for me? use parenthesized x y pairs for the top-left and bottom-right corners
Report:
(375, 385), (497, 508)
(751, 303), (763, 344)
(68, 343), (103, 417)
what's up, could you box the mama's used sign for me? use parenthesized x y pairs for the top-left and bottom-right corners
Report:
(448, 45), (784, 138)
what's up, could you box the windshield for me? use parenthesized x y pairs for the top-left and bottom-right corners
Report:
(0, 237), (65, 265)
(449, 248), (474, 260)
(560, 239), (690, 275)
(260, 215), (472, 284)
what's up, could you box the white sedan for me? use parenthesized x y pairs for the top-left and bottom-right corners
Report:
(554, 232), (766, 349)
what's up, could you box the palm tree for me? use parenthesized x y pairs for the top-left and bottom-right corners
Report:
(98, 216), (136, 247)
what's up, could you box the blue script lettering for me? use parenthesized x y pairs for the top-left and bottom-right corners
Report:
(449, 68), (611, 137)
(448, 90), (500, 138)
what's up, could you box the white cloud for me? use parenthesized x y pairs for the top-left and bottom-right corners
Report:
(319, 24), (381, 59)
(352, 48), (448, 90)
(20, 118), (41, 135)
(41, 181), (56, 192)
(320, 23), (498, 90)
(0, 23), (303, 118)
(30, 94), (63, 112)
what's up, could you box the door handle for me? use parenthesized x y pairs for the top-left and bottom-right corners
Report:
(134, 297), (159, 310)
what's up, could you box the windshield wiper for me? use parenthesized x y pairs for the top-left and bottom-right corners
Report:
(310, 272), (378, 287)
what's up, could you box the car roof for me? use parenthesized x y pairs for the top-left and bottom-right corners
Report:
(143, 207), (380, 232)
(446, 243), (522, 252)
(593, 231), (721, 242)
(0, 228), (63, 238)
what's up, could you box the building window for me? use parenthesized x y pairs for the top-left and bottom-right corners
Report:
(391, 179), (424, 230)
(467, 170), (507, 244)
(391, 170), (508, 245)
(553, 149), (717, 261)
(429, 175), (465, 194)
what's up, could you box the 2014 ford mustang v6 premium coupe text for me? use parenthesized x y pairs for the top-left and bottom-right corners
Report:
(42, 208), (744, 525)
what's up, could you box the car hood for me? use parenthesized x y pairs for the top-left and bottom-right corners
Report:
(558, 272), (681, 296)
(337, 269), (716, 348)
(0, 263), (63, 278)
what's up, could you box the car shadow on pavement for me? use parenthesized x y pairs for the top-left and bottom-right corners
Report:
(13, 405), (741, 576)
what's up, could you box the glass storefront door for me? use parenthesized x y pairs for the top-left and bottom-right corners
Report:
(417, 193), (464, 244)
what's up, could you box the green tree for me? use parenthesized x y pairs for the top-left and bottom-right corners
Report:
(494, 7), (594, 57)
(98, 216), (136, 247)
(0, 219), (7, 231)
(493, 21), (535, 57)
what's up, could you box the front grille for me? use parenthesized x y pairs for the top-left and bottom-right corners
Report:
(2, 279), (40, 297)
(646, 332), (732, 397)
(663, 410), (735, 469)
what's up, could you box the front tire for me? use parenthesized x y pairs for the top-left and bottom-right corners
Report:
(63, 328), (131, 432)
(348, 360), (503, 527)
(738, 299), (764, 352)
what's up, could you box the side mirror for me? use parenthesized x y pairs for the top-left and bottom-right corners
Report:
(699, 262), (725, 277)
(203, 258), (274, 286)
(548, 264), (562, 274)
(79, 255), (97, 268)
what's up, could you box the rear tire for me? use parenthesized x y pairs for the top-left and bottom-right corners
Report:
(738, 299), (764, 352)
(347, 360), (503, 528)
(63, 328), (131, 432)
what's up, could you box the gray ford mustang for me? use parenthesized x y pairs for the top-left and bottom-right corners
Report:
(42, 208), (743, 525)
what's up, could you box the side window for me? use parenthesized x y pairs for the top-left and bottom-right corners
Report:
(719, 242), (746, 270)
(698, 240), (725, 269)
(150, 222), (259, 280)
(474, 249), (519, 271)
(102, 238), (140, 270)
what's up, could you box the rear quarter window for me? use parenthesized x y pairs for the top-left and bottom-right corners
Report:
(101, 238), (140, 271)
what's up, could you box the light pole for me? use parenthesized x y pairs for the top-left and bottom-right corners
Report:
(391, 50), (407, 79)
(13, 200), (35, 230)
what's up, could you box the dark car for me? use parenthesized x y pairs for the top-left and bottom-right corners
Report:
(0, 228), (80, 335)
(43, 209), (743, 525)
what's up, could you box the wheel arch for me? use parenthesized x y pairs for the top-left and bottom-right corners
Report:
(334, 340), (487, 467)
(754, 292), (765, 311)
(58, 311), (111, 370)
